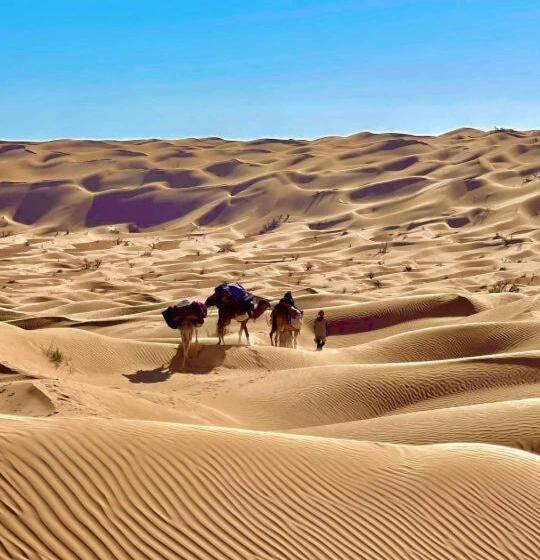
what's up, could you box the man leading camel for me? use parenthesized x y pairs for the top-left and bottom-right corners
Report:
(314, 310), (328, 350)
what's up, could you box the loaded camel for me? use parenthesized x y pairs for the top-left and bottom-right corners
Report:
(162, 301), (207, 368)
(205, 283), (271, 345)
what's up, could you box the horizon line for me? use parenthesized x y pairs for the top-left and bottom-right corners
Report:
(1, 126), (537, 144)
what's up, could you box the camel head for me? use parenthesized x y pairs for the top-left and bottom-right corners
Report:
(252, 298), (271, 320)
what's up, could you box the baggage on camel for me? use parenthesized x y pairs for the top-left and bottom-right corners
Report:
(162, 300), (207, 329)
(210, 283), (255, 317)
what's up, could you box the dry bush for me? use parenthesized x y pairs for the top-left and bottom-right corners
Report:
(258, 214), (290, 235)
(377, 242), (389, 255)
(217, 242), (235, 253)
(42, 344), (64, 368)
(488, 279), (520, 293)
(82, 258), (102, 270)
(489, 127), (519, 134)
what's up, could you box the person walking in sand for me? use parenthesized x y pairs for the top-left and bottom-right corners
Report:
(314, 310), (327, 350)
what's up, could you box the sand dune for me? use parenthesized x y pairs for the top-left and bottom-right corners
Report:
(1, 418), (539, 560)
(0, 129), (539, 558)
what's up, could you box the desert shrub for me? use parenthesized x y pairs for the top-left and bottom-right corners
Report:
(304, 261), (314, 272)
(128, 223), (140, 233)
(366, 271), (375, 279)
(258, 214), (290, 235)
(488, 280), (520, 293)
(522, 174), (539, 184)
(82, 258), (102, 270)
(217, 242), (235, 253)
(377, 242), (389, 255)
(42, 345), (64, 368)
(489, 127), (519, 134)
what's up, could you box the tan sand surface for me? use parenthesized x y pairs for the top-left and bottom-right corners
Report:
(0, 129), (539, 558)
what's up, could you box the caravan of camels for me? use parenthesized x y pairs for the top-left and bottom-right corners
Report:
(162, 283), (306, 367)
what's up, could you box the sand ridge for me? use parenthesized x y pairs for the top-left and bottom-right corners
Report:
(0, 129), (539, 558)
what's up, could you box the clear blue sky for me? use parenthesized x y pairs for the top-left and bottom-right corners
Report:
(2, 1), (539, 139)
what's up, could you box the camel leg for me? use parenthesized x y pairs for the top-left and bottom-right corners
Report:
(183, 338), (189, 369)
(217, 321), (224, 345)
(180, 339), (186, 369)
(181, 326), (193, 369)
(240, 321), (250, 346)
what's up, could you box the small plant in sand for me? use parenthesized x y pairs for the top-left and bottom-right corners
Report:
(304, 261), (314, 272)
(488, 279), (520, 293)
(372, 279), (383, 289)
(489, 127), (519, 135)
(522, 173), (539, 184)
(258, 214), (289, 235)
(81, 258), (102, 270)
(366, 271), (375, 279)
(403, 264), (413, 272)
(42, 344), (64, 368)
(494, 233), (516, 248)
(217, 242), (235, 253)
(377, 242), (389, 255)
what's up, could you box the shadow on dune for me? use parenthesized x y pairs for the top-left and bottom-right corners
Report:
(124, 343), (229, 381)
(124, 366), (173, 383)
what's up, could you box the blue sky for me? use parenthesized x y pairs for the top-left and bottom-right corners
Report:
(1, 1), (539, 139)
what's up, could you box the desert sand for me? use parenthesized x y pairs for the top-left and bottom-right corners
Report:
(0, 128), (539, 559)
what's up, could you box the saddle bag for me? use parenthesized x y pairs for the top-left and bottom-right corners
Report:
(162, 306), (180, 329)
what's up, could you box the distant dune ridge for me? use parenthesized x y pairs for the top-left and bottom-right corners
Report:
(0, 129), (539, 559)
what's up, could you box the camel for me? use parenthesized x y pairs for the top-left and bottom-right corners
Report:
(270, 302), (302, 348)
(178, 319), (199, 369)
(162, 301), (207, 369)
(205, 291), (271, 345)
